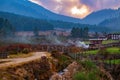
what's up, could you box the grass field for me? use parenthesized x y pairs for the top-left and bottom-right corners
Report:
(107, 47), (120, 54)
(86, 50), (98, 54)
(84, 40), (119, 44)
(102, 40), (119, 44)
(86, 47), (120, 54)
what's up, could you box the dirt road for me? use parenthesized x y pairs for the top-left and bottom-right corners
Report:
(0, 52), (48, 69)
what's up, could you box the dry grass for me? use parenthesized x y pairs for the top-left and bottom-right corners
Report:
(8, 52), (33, 58)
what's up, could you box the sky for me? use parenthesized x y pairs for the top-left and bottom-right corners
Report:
(30, 0), (120, 19)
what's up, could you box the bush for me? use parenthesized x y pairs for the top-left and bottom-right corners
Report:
(73, 72), (87, 80)
(82, 60), (96, 71)
(98, 48), (109, 55)
(22, 48), (29, 54)
(87, 71), (99, 80)
(51, 50), (61, 58)
(73, 71), (100, 80)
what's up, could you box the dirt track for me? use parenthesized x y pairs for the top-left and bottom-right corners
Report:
(0, 52), (48, 69)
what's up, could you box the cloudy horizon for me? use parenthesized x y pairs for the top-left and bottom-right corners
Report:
(30, 0), (120, 19)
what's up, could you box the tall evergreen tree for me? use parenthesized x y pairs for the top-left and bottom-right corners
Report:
(0, 18), (15, 37)
(83, 27), (89, 39)
(33, 26), (39, 37)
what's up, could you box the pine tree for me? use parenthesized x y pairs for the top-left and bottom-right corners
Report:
(0, 18), (15, 37)
(33, 26), (39, 37)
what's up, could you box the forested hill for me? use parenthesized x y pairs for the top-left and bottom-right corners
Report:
(0, 11), (54, 31)
(99, 16), (120, 31)
(0, 11), (111, 32)
(49, 20), (111, 32)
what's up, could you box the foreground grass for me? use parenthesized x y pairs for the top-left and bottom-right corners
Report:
(106, 47), (120, 54)
(73, 60), (101, 80)
(105, 59), (120, 64)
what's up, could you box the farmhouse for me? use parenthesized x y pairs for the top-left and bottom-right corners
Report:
(89, 39), (103, 44)
(107, 33), (120, 40)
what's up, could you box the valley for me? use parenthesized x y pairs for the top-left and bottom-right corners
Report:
(0, 0), (120, 80)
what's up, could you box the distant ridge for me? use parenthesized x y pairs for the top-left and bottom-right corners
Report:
(81, 8), (120, 25)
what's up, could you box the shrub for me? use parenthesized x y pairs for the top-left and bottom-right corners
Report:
(22, 48), (29, 54)
(87, 71), (99, 80)
(73, 72), (87, 80)
(82, 60), (96, 71)
(73, 71), (100, 80)
(51, 50), (61, 58)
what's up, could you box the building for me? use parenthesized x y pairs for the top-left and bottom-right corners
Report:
(89, 39), (103, 44)
(89, 39), (103, 49)
(107, 33), (120, 40)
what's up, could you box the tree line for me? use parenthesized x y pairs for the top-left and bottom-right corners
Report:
(71, 27), (89, 39)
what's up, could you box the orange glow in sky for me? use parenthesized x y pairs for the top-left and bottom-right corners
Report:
(71, 6), (90, 18)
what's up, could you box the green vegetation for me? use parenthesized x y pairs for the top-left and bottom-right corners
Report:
(73, 60), (100, 80)
(0, 12), (54, 31)
(86, 50), (98, 54)
(84, 40), (119, 44)
(84, 41), (90, 44)
(73, 71), (100, 80)
(102, 40), (119, 44)
(86, 47), (120, 54)
(51, 51), (72, 71)
(105, 59), (120, 64)
(81, 60), (97, 70)
(106, 47), (120, 54)
(57, 55), (72, 71)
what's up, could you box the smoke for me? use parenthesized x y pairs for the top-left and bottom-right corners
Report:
(46, 34), (63, 45)
(67, 40), (89, 48)
(14, 35), (32, 44)
(46, 35), (89, 48)
(0, 35), (33, 44)
(1, 32), (89, 48)
(75, 40), (89, 48)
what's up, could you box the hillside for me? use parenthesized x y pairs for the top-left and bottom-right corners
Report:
(49, 20), (111, 32)
(82, 8), (120, 25)
(0, 11), (54, 31)
(99, 15), (120, 31)
(0, 11), (111, 32)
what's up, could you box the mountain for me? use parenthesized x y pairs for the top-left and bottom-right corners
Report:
(82, 8), (120, 25)
(0, 11), (54, 31)
(99, 15), (120, 31)
(0, 0), (81, 23)
(0, 0), (118, 32)
(0, 11), (111, 32)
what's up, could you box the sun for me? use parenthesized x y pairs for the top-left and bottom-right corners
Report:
(71, 6), (88, 15)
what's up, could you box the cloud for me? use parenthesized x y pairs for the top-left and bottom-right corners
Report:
(81, 0), (120, 10)
(30, 0), (120, 18)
